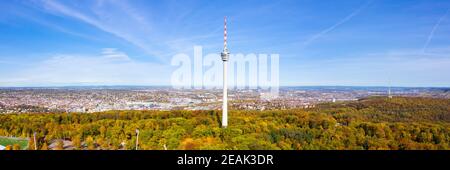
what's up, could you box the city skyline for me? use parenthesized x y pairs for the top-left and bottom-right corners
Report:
(1, 0), (450, 87)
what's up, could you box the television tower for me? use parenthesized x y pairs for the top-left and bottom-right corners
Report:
(221, 16), (229, 128)
(388, 86), (392, 99)
(388, 79), (393, 99)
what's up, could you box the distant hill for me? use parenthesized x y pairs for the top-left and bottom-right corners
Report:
(317, 96), (450, 123)
(0, 96), (449, 150)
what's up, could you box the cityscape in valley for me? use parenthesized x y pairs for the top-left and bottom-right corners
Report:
(1, 87), (449, 150)
(1, 86), (449, 114)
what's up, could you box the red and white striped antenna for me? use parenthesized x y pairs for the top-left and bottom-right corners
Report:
(224, 16), (228, 50)
(221, 16), (229, 61)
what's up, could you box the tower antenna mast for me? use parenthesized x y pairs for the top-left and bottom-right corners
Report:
(221, 16), (229, 128)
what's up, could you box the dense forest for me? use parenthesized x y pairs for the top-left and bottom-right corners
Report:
(0, 97), (449, 150)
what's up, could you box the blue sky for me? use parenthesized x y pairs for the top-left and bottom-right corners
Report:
(1, 0), (450, 87)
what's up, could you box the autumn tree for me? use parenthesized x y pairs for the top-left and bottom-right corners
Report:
(12, 144), (21, 150)
(72, 135), (81, 149)
(41, 143), (48, 150)
(27, 137), (35, 150)
(86, 136), (95, 150)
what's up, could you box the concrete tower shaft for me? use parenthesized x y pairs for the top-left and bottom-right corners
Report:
(221, 16), (229, 128)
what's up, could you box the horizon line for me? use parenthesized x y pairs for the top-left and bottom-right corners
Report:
(0, 84), (449, 89)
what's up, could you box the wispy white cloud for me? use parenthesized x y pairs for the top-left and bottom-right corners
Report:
(423, 9), (449, 53)
(301, 0), (373, 47)
(101, 48), (130, 61)
(0, 50), (172, 86)
(286, 47), (450, 87)
(38, 0), (166, 61)
(33, 0), (224, 63)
